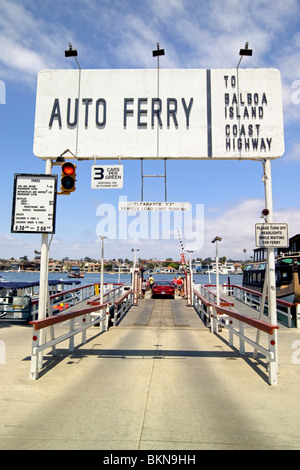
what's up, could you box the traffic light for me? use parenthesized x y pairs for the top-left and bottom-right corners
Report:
(261, 208), (269, 219)
(60, 162), (76, 194)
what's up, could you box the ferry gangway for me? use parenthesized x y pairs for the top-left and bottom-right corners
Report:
(29, 286), (133, 380)
(200, 283), (296, 328)
(193, 285), (279, 385)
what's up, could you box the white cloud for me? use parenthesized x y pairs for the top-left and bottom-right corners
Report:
(3, 197), (298, 262)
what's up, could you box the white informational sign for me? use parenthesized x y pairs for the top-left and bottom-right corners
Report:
(119, 201), (190, 211)
(33, 68), (284, 160)
(255, 223), (289, 248)
(11, 174), (57, 234)
(91, 164), (123, 189)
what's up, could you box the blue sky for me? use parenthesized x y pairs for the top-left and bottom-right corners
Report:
(1, 0), (300, 263)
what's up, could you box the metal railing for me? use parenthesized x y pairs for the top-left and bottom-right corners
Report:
(31, 283), (126, 320)
(29, 285), (133, 380)
(29, 303), (110, 380)
(205, 283), (295, 328)
(193, 286), (279, 385)
(31, 283), (97, 319)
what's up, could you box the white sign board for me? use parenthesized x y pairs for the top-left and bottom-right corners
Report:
(11, 174), (57, 233)
(33, 68), (284, 160)
(91, 165), (123, 189)
(255, 223), (288, 248)
(119, 201), (190, 211)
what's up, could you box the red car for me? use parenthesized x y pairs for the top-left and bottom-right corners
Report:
(152, 280), (175, 299)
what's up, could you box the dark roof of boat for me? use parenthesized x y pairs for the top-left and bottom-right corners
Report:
(0, 280), (81, 290)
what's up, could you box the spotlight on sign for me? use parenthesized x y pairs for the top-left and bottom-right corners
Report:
(152, 42), (165, 57)
(65, 43), (78, 57)
(239, 42), (252, 56)
(60, 162), (76, 194)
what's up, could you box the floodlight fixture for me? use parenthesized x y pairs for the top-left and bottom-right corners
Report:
(211, 236), (222, 243)
(65, 43), (78, 57)
(237, 42), (252, 68)
(153, 42), (165, 57)
(65, 43), (81, 69)
(239, 42), (252, 57)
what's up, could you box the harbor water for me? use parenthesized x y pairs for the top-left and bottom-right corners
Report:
(0, 271), (243, 289)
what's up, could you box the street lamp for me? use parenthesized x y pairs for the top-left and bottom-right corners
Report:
(65, 43), (81, 69)
(187, 249), (194, 288)
(131, 248), (140, 270)
(99, 236), (106, 304)
(237, 42), (252, 68)
(211, 236), (222, 305)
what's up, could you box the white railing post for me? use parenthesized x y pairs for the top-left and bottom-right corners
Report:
(69, 318), (75, 351)
(82, 315), (87, 343)
(268, 332), (278, 386)
(239, 321), (245, 355)
(297, 304), (300, 329)
(105, 305), (110, 331)
(30, 330), (41, 380)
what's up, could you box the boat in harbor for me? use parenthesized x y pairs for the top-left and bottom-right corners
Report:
(242, 233), (300, 304)
(68, 266), (85, 278)
(0, 279), (81, 324)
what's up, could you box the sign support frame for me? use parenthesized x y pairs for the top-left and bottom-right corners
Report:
(262, 158), (278, 385)
(38, 158), (52, 322)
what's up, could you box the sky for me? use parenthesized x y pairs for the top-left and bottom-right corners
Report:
(1, 0), (300, 263)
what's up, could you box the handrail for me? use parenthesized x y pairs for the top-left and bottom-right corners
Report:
(30, 302), (109, 330)
(210, 300), (279, 385)
(204, 283), (295, 328)
(114, 289), (133, 306)
(30, 282), (126, 320)
(32, 282), (124, 305)
(193, 289), (214, 306)
(215, 303), (279, 335)
(205, 283), (294, 308)
(193, 285), (279, 385)
(29, 285), (133, 380)
(86, 284), (124, 305)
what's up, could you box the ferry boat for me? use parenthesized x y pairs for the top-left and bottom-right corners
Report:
(202, 262), (236, 275)
(0, 279), (80, 323)
(68, 266), (85, 278)
(242, 233), (300, 304)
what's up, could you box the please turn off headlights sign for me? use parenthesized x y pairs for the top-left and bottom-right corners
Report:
(255, 223), (288, 248)
(33, 68), (284, 160)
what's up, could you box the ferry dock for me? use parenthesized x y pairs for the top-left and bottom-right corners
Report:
(1, 285), (300, 450)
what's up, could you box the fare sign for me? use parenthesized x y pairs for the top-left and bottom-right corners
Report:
(255, 223), (289, 248)
(11, 174), (57, 234)
(33, 68), (284, 160)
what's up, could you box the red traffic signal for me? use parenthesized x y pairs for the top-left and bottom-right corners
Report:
(60, 162), (76, 194)
(261, 208), (269, 218)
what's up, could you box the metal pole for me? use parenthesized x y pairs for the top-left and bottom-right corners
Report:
(100, 236), (106, 304)
(187, 250), (194, 293)
(38, 158), (52, 320)
(164, 158), (167, 202)
(141, 159), (144, 202)
(216, 241), (220, 306)
(263, 159), (277, 326)
(263, 158), (278, 383)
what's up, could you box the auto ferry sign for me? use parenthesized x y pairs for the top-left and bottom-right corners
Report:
(33, 68), (284, 160)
